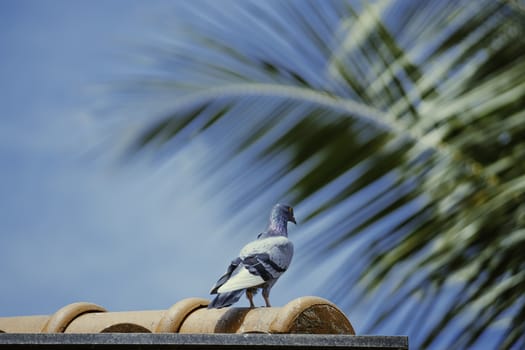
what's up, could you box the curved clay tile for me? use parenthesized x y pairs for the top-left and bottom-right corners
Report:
(0, 296), (354, 335)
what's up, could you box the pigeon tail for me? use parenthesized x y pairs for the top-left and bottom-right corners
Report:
(208, 290), (245, 309)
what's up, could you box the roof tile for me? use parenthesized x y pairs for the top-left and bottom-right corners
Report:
(0, 296), (354, 335)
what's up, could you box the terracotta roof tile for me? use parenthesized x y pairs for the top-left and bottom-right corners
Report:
(0, 297), (354, 335)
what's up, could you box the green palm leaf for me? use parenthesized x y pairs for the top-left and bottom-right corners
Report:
(124, 0), (525, 348)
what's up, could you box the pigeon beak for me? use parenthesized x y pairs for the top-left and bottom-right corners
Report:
(290, 216), (297, 225)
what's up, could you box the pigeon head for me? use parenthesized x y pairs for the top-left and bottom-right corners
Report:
(271, 203), (297, 225)
(258, 204), (296, 238)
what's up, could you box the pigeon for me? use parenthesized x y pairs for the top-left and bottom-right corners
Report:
(208, 203), (296, 308)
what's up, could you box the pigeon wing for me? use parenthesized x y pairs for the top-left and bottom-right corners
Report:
(210, 257), (242, 294)
(216, 266), (266, 293)
(216, 237), (293, 293)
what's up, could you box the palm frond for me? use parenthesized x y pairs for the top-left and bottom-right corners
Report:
(123, 0), (525, 348)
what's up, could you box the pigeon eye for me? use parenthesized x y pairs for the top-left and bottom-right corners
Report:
(289, 207), (294, 215)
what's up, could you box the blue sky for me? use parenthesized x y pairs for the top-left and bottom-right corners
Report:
(0, 0), (218, 314)
(0, 0), (320, 318)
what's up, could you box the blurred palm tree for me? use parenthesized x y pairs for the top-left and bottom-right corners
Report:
(125, 0), (525, 348)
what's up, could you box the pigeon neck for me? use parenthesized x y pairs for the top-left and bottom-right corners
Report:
(268, 214), (288, 236)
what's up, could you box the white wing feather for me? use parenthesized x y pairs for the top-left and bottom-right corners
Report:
(217, 267), (265, 293)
